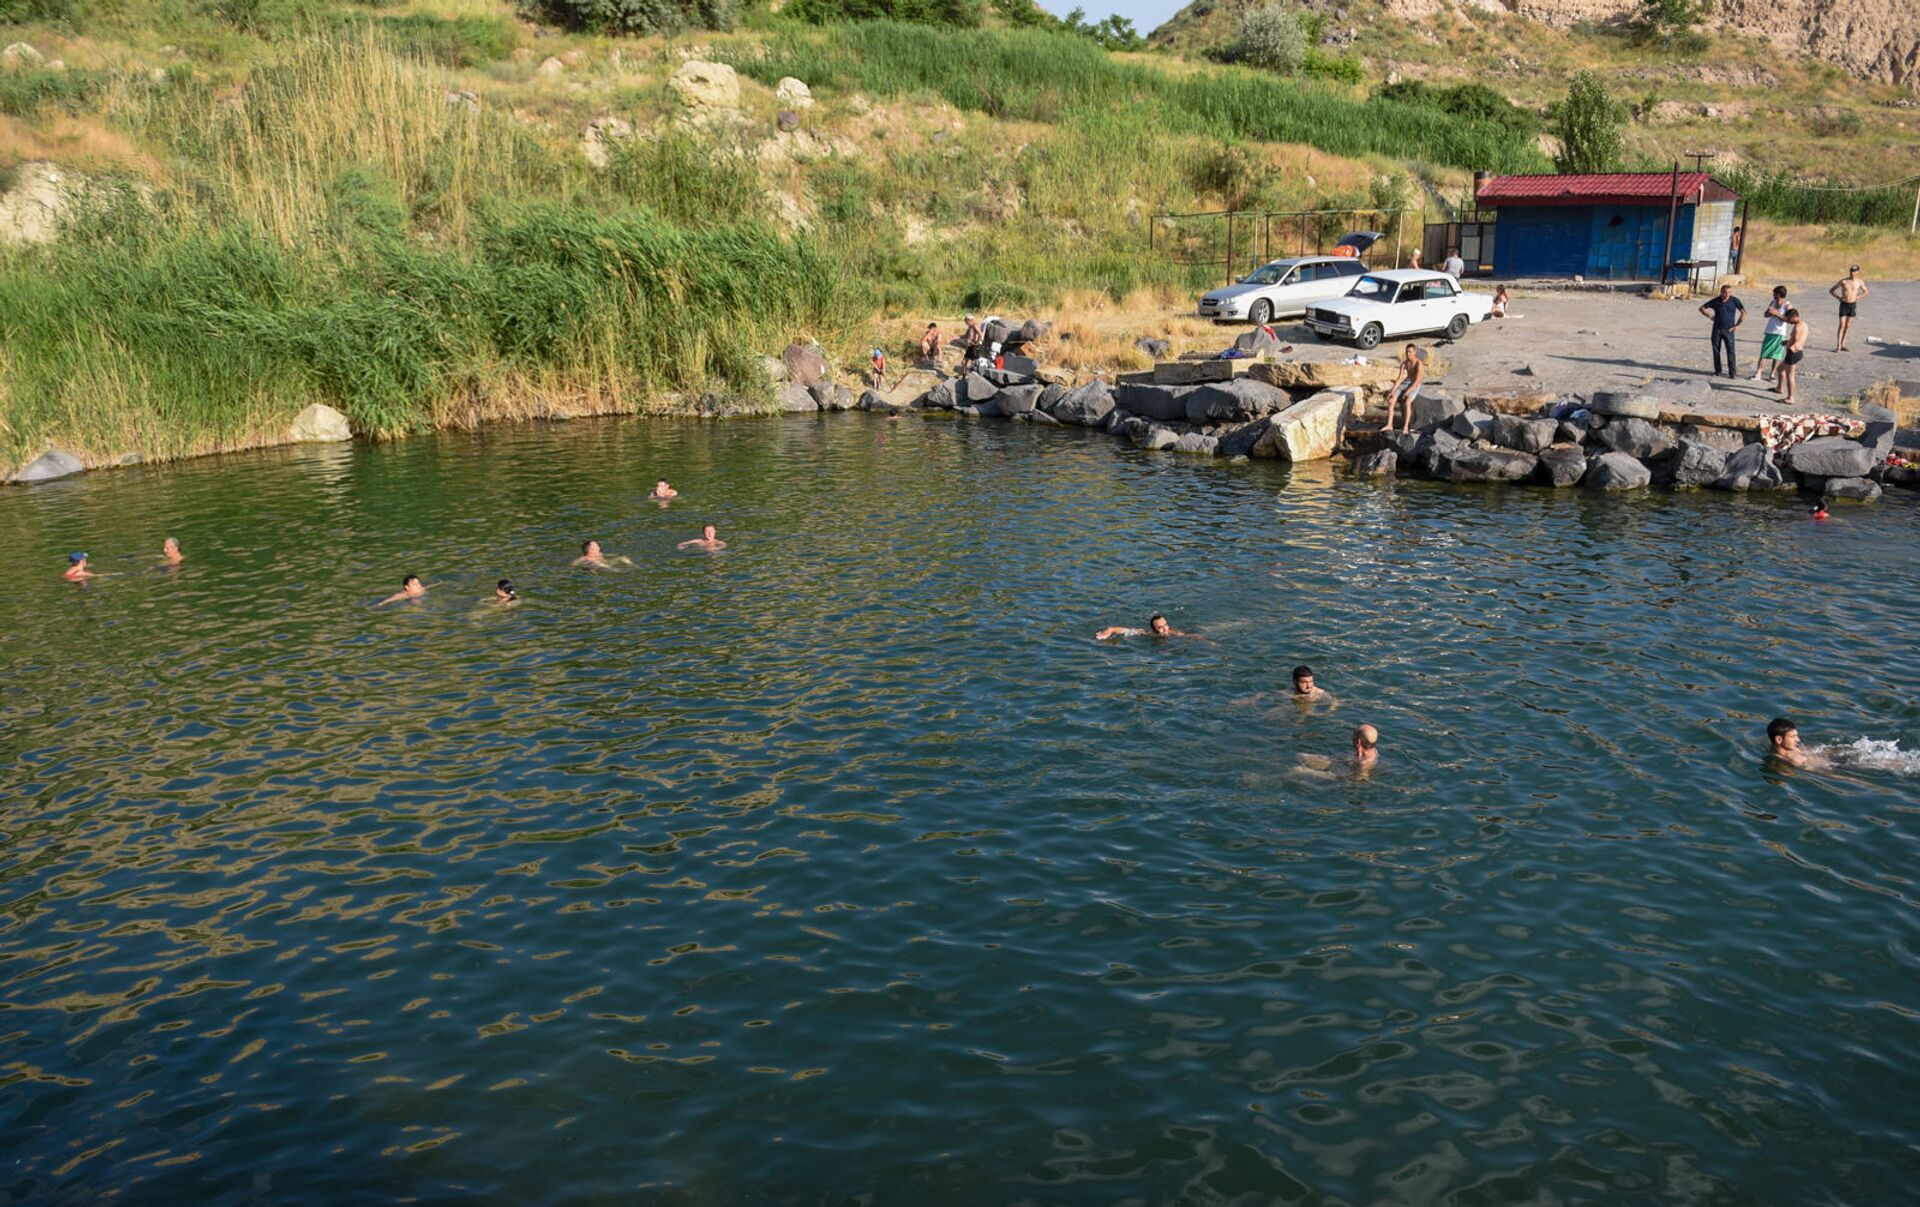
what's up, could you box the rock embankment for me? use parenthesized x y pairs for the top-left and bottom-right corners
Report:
(1346, 388), (1906, 502)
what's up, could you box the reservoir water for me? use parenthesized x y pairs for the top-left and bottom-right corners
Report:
(3, 415), (1918, 1203)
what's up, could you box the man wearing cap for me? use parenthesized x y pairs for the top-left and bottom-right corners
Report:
(63, 552), (95, 581)
(1828, 265), (1868, 352)
(1697, 283), (1745, 379)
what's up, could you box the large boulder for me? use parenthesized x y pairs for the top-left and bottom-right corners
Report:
(1409, 393), (1465, 432)
(775, 77), (814, 109)
(775, 382), (818, 412)
(1677, 422), (1748, 453)
(1378, 430), (1423, 463)
(781, 341), (829, 387)
(1183, 377), (1291, 424)
(1255, 390), (1349, 462)
(1113, 382), (1194, 423)
(977, 366), (1035, 388)
(1134, 336), (1170, 359)
(2, 42), (44, 69)
(1596, 416), (1676, 460)
(1448, 409), (1494, 441)
(1589, 390), (1660, 420)
(1490, 413), (1558, 454)
(0, 160), (80, 247)
(1048, 381), (1114, 426)
(1415, 427), (1466, 475)
(1134, 424), (1180, 451)
(1784, 436), (1875, 479)
(1860, 420), (1896, 459)
(1820, 476), (1881, 501)
(1713, 441), (1786, 491)
(11, 448), (84, 484)
(579, 116), (634, 168)
(995, 384), (1043, 415)
(669, 60), (741, 110)
(812, 381), (857, 411)
(1215, 417), (1271, 458)
(1534, 445), (1587, 487)
(1583, 451), (1651, 490)
(1665, 439), (1729, 488)
(1354, 448), (1397, 476)
(1249, 358), (1446, 393)
(1230, 325), (1284, 355)
(1172, 432), (1219, 456)
(1430, 444), (1537, 483)
(290, 403), (351, 442)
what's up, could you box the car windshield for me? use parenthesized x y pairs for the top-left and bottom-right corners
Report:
(1240, 263), (1290, 286)
(1347, 275), (1398, 302)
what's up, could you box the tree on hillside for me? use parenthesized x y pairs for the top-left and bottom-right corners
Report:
(526, 0), (739, 35)
(1231, 3), (1307, 75)
(1635, 0), (1708, 49)
(1551, 71), (1626, 174)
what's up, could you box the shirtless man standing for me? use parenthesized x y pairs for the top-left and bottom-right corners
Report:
(1384, 345), (1425, 434)
(678, 524), (727, 551)
(1096, 613), (1187, 641)
(1778, 308), (1810, 407)
(1766, 717), (1826, 769)
(1829, 265), (1867, 352)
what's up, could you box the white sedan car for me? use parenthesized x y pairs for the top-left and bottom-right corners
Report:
(1303, 269), (1494, 349)
(1198, 255), (1370, 325)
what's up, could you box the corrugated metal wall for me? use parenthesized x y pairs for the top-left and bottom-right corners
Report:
(1490, 206), (1590, 278)
(1490, 204), (1697, 280)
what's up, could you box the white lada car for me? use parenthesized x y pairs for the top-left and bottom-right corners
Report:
(1197, 255), (1370, 325)
(1303, 269), (1494, 349)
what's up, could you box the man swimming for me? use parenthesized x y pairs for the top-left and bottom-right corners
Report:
(650, 481), (678, 500)
(161, 537), (183, 565)
(1766, 717), (1826, 769)
(1291, 665), (1330, 702)
(1352, 724), (1379, 772)
(1096, 613), (1187, 641)
(63, 552), (95, 581)
(677, 524), (727, 551)
(493, 578), (518, 605)
(377, 575), (428, 605)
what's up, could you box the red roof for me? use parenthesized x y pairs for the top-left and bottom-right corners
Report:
(1477, 173), (1715, 207)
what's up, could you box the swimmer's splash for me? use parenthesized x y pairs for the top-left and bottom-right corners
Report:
(1816, 738), (1920, 774)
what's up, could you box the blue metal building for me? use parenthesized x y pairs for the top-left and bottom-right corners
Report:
(1475, 172), (1743, 282)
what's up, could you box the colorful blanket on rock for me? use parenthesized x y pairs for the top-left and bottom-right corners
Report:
(1760, 414), (1865, 455)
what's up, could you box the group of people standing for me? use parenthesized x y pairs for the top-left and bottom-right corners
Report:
(1698, 266), (1869, 406)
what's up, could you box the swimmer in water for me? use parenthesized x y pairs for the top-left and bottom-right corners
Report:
(1096, 613), (1188, 641)
(1291, 664), (1330, 702)
(377, 574), (428, 606)
(1766, 716), (1826, 769)
(493, 578), (518, 605)
(573, 540), (633, 569)
(161, 537), (183, 565)
(1812, 501), (1829, 521)
(63, 551), (95, 581)
(650, 481), (678, 501)
(677, 524), (727, 551)
(1296, 723), (1379, 780)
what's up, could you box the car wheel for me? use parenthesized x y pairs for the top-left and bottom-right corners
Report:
(1356, 323), (1383, 350)
(1445, 313), (1469, 340)
(1249, 299), (1272, 326)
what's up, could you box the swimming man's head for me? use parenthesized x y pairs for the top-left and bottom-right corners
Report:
(1767, 717), (1800, 754)
(496, 578), (516, 601)
(582, 540), (601, 558)
(1292, 665), (1315, 694)
(1148, 613), (1171, 635)
(702, 524), (717, 540)
(1353, 725), (1379, 759)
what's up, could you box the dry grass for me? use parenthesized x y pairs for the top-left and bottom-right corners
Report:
(0, 113), (164, 177)
(1741, 219), (1920, 285)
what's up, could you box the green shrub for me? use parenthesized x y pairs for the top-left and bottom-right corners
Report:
(1373, 80), (1535, 136)
(0, 66), (101, 117)
(1300, 48), (1361, 84)
(0, 0), (74, 21)
(379, 13), (517, 66)
(521, 0), (738, 36)
(1719, 168), (1916, 228)
(783, 0), (982, 27)
(1550, 70), (1625, 173)
(1226, 2), (1306, 74)
(604, 129), (763, 227)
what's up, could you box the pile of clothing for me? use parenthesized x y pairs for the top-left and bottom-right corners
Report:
(1760, 414), (1865, 455)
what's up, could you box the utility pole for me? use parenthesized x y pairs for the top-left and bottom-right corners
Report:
(1911, 181), (1919, 235)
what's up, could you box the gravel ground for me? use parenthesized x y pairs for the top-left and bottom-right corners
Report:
(1274, 278), (1920, 420)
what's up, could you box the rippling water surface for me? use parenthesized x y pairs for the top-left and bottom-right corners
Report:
(3, 416), (1918, 1204)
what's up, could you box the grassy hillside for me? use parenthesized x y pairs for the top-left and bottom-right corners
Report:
(0, 0), (1915, 473)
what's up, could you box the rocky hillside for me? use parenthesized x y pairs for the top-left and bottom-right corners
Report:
(1155, 0), (1920, 89)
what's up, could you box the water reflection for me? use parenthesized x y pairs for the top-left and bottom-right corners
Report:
(0, 416), (1917, 1203)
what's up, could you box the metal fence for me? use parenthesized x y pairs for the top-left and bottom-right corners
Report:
(1149, 208), (1410, 284)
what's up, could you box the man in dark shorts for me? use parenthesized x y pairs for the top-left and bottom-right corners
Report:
(1828, 266), (1868, 352)
(1778, 308), (1809, 407)
(1697, 283), (1744, 379)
